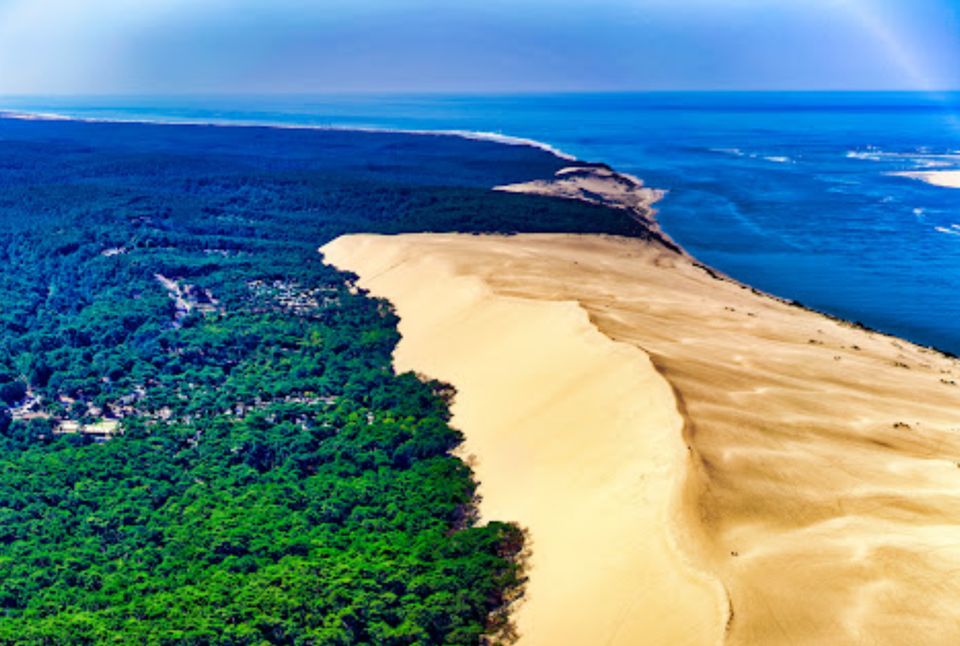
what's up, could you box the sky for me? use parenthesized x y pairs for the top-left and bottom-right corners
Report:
(0, 0), (958, 94)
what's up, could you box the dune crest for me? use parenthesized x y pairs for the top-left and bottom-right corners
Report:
(324, 232), (960, 645)
(322, 234), (728, 646)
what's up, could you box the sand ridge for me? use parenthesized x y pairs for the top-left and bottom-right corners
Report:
(324, 232), (960, 645)
(322, 235), (729, 646)
(495, 165), (665, 230)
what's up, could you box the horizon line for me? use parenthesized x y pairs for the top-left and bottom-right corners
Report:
(1, 89), (960, 99)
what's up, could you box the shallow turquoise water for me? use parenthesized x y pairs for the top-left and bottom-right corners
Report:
(3, 93), (959, 352)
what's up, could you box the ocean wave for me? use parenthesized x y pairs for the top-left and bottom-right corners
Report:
(426, 129), (576, 161)
(0, 111), (74, 121)
(0, 109), (577, 162)
(935, 225), (960, 236)
(846, 150), (884, 161)
(709, 147), (746, 157)
(846, 148), (960, 169)
(709, 148), (795, 164)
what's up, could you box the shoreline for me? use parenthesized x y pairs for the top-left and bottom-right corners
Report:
(318, 141), (960, 644)
(10, 107), (960, 640)
(501, 158), (960, 363)
(3, 105), (955, 357)
(324, 231), (960, 644)
(0, 108), (577, 161)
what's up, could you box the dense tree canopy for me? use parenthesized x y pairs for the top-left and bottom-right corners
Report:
(0, 117), (644, 643)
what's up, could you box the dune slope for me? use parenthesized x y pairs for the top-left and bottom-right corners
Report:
(322, 235), (728, 646)
(324, 232), (960, 645)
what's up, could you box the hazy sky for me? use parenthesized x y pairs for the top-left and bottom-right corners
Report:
(0, 0), (958, 94)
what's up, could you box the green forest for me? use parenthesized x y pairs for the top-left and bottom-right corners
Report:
(0, 118), (647, 644)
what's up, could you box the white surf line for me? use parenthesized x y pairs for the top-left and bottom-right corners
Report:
(0, 109), (576, 162)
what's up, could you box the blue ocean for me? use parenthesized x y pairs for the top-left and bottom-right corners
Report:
(3, 93), (959, 352)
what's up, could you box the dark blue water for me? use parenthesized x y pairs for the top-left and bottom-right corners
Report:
(3, 93), (959, 352)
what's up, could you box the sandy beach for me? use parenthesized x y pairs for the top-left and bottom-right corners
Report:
(893, 169), (960, 188)
(323, 229), (960, 645)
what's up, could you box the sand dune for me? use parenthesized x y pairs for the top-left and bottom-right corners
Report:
(322, 235), (727, 646)
(495, 165), (665, 232)
(323, 232), (960, 645)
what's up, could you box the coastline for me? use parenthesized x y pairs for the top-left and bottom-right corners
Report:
(319, 148), (960, 643)
(9, 107), (960, 640)
(3, 105), (955, 353)
(324, 230), (960, 645)
(0, 108), (577, 161)
(494, 164), (681, 252)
